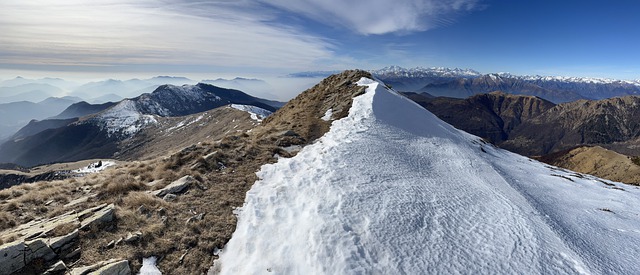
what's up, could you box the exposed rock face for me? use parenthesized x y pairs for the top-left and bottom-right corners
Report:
(0, 204), (116, 274)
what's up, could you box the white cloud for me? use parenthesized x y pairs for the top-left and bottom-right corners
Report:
(259, 0), (481, 35)
(0, 0), (334, 72)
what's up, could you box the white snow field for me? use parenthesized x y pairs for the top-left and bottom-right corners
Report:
(230, 104), (273, 121)
(217, 77), (640, 274)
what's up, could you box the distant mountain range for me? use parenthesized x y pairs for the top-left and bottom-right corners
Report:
(0, 97), (82, 141)
(371, 66), (640, 103)
(0, 83), (283, 167)
(285, 66), (640, 103)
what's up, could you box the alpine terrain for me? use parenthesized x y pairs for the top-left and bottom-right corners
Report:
(0, 71), (638, 275)
(216, 72), (640, 274)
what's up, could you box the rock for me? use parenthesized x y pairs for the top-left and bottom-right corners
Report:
(48, 229), (79, 253)
(64, 195), (96, 208)
(79, 204), (115, 230)
(43, 260), (67, 274)
(91, 259), (131, 275)
(0, 240), (28, 275)
(153, 175), (194, 197)
(25, 239), (56, 262)
(64, 248), (81, 260)
(0, 210), (79, 245)
(124, 231), (142, 244)
(70, 259), (130, 275)
(162, 194), (177, 202)
(0, 239), (56, 275)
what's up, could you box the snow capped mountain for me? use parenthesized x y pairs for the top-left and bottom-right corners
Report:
(93, 99), (158, 137)
(498, 72), (640, 86)
(372, 65), (482, 78)
(218, 76), (640, 274)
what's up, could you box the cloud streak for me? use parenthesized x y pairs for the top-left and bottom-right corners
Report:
(0, 0), (334, 72)
(259, 0), (482, 35)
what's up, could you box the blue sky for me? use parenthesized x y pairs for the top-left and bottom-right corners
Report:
(0, 0), (638, 80)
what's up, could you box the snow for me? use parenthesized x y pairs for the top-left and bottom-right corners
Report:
(230, 104), (272, 121)
(217, 77), (640, 274)
(72, 161), (115, 174)
(321, 108), (333, 121)
(139, 256), (162, 275)
(96, 99), (157, 137)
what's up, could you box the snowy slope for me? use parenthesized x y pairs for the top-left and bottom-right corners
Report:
(217, 77), (640, 274)
(94, 99), (158, 136)
(230, 104), (272, 122)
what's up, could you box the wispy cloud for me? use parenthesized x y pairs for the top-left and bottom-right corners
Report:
(258, 0), (482, 35)
(0, 0), (334, 72)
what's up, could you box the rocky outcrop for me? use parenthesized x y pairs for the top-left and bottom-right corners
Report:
(0, 204), (117, 274)
(69, 259), (131, 275)
(152, 175), (194, 197)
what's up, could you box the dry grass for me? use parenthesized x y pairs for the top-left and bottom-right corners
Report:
(0, 71), (367, 273)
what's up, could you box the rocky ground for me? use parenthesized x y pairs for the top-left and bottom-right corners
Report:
(0, 70), (371, 274)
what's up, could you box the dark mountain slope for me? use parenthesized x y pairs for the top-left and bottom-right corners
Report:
(410, 92), (555, 143)
(0, 83), (281, 167)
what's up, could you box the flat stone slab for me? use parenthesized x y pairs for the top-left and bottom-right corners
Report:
(152, 175), (194, 197)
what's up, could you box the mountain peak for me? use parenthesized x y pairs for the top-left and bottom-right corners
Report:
(259, 70), (371, 142)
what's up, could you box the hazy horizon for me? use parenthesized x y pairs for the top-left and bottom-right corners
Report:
(1, 0), (639, 96)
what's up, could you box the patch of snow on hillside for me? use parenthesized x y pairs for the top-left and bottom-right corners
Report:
(98, 99), (157, 136)
(230, 104), (272, 121)
(218, 77), (640, 274)
(139, 256), (162, 275)
(73, 161), (115, 174)
(321, 108), (333, 121)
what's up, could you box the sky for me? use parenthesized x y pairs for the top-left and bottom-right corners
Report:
(0, 0), (639, 82)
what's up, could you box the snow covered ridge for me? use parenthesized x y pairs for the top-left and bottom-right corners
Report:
(91, 99), (158, 137)
(218, 77), (640, 274)
(229, 104), (272, 122)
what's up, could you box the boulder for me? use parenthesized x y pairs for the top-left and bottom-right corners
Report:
(153, 175), (194, 197)
(0, 241), (28, 275)
(44, 260), (67, 275)
(25, 239), (56, 262)
(79, 204), (115, 230)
